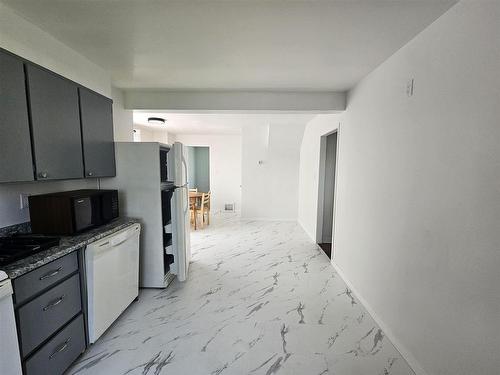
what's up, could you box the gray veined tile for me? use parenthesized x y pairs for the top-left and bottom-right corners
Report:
(67, 214), (414, 375)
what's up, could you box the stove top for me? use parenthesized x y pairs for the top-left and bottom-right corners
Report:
(0, 235), (60, 267)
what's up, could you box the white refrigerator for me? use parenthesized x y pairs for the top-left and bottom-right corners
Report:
(100, 141), (191, 287)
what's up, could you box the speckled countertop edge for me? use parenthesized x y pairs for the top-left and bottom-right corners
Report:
(1, 217), (141, 279)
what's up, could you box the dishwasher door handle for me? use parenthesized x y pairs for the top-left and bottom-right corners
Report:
(112, 238), (129, 248)
(91, 225), (139, 257)
(111, 226), (139, 247)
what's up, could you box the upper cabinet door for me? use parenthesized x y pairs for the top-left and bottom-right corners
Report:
(26, 64), (84, 180)
(79, 88), (116, 178)
(0, 50), (34, 183)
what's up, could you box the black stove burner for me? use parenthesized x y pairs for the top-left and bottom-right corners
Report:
(0, 235), (60, 267)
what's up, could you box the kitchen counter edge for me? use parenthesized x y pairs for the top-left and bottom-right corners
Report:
(2, 218), (141, 279)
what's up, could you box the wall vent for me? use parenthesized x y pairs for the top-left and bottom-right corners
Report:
(224, 203), (235, 212)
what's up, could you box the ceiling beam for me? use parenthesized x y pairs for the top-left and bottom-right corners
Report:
(123, 90), (346, 112)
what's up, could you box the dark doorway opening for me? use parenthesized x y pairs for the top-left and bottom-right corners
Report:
(317, 131), (338, 259)
(318, 243), (332, 258)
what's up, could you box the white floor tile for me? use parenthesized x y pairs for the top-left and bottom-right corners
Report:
(67, 214), (414, 375)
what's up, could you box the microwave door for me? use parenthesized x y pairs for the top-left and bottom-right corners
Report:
(73, 197), (92, 232)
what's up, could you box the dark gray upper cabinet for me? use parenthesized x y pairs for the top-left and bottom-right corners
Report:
(0, 50), (34, 183)
(79, 88), (116, 177)
(0, 49), (116, 184)
(26, 64), (84, 180)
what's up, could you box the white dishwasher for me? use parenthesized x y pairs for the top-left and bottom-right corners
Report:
(85, 223), (141, 344)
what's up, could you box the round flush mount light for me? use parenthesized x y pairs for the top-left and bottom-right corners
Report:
(148, 117), (166, 125)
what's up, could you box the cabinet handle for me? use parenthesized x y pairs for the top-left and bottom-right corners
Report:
(87, 171), (93, 177)
(39, 267), (63, 281)
(42, 294), (66, 311)
(38, 172), (48, 179)
(49, 338), (71, 360)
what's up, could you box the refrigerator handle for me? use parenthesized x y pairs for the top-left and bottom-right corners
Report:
(182, 158), (188, 186)
(183, 187), (189, 215)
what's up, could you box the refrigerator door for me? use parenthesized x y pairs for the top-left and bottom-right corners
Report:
(171, 185), (191, 281)
(172, 142), (188, 187)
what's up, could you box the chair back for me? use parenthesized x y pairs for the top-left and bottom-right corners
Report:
(201, 192), (211, 210)
(189, 188), (198, 193)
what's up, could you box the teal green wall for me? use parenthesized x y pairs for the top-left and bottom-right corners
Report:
(187, 146), (210, 192)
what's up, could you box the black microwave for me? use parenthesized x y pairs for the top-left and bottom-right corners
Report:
(29, 189), (119, 235)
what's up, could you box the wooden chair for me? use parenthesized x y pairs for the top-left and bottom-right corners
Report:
(189, 201), (198, 230)
(196, 192), (211, 228)
(188, 188), (199, 229)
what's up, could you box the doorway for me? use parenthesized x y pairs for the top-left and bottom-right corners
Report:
(316, 131), (338, 259)
(187, 146), (210, 192)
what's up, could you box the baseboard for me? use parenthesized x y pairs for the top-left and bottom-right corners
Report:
(240, 217), (297, 222)
(330, 259), (429, 375)
(298, 220), (316, 242)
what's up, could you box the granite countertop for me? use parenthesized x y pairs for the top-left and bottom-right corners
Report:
(2, 217), (141, 279)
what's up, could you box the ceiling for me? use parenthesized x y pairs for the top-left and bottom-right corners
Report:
(133, 112), (315, 135)
(2, 0), (456, 91)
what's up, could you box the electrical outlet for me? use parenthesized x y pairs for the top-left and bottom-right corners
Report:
(19, 193), (30, 210)
(406, 78), (414, 97)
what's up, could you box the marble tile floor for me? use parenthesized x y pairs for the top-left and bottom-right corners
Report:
(67, 214), (414, 375)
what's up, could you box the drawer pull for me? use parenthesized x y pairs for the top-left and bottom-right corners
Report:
(39, 267), (63, 280)
(49, 338), (71, 360)
(42, 294), (66, 311)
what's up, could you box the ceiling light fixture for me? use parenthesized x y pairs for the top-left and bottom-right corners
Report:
(148, 117), (166, 125)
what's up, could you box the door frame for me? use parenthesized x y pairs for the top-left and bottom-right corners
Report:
(316, 124), (341, 259)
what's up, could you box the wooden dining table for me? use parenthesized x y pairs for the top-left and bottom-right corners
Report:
(189, 192), (204, 230)
(189, 191), (203, 203)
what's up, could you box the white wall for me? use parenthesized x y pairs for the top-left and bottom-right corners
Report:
(125, 89), (346, 112)
(298, 114), (340, 240)
(0, 4), (111, 227)
(333, 1), (500, 375)
(172, 134), (242, 214)
(134, 125), (170, 144)
(0, 4), (111, 97)
(112, 87), (134, 142)
(241, 123), (305, 220)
